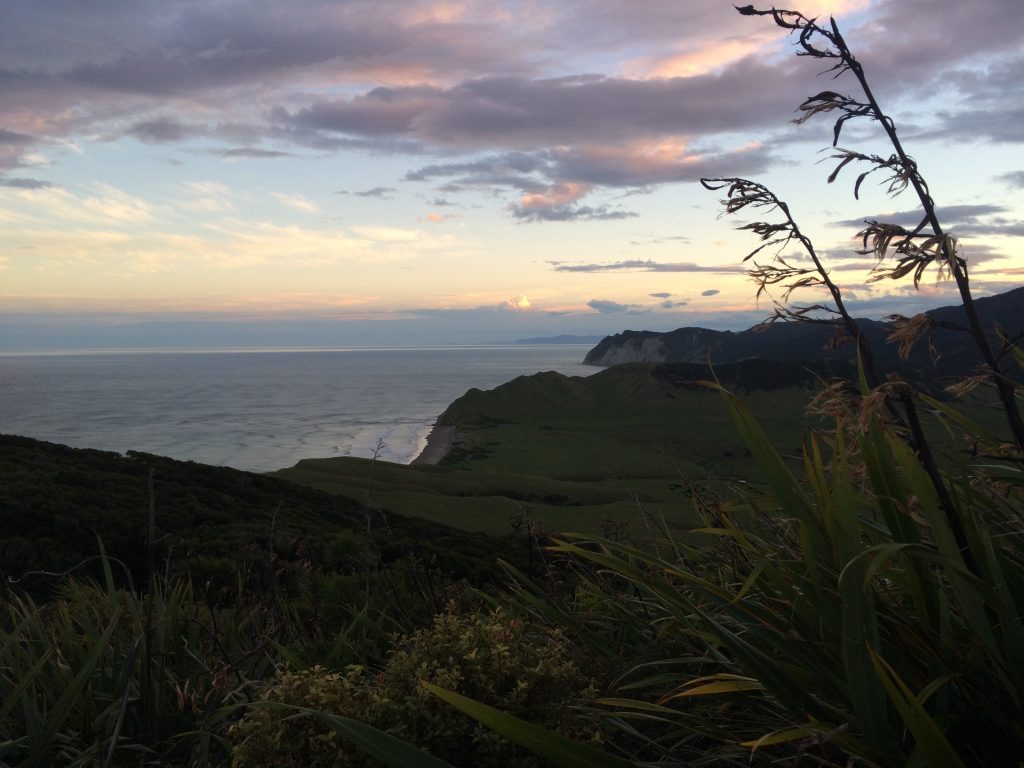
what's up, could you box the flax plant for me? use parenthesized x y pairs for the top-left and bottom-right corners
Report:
(705, 5), (1024, 452)
(0, 554), (295, 766)
(415, 6), (1024, 767)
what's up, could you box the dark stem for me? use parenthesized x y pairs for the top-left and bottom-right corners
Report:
(899, 393), (977, 571)
(833, 26), (1024, 452)
(777, 198), (882, 390)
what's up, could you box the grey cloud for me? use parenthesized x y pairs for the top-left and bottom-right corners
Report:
(286, 64), (797, 150)
(834, 243), (1004, 271)
(997, 171), (1024, 188)
(546, 143), (774, 187)
(511, 203), (637, 223)
(631, 235), (690, 246)
(0, 0), (537, 161)
(715, 2), (1024, 150)
(0, 0), (1020, 216)
(831, 205), (1024, 241)
(832, 205), (1009, 230)
(123, 117), (269, 147)
(127, 118), (201, 143)
(404, 143), (773, 222)
(404, 152), (548, 185)
(649, 292), (671, 298)
(0, 129), (34, 145)
(851, 0), (1024, 89)
(701, 289), (720, 297)
(947, 57), (1024, 106)
(290, 85), (438, 138)
(0, 177), (54, 189)
(588, 299), (634, 313)
(553, 259), (738, 273)
(56, 7), (524, 98)
(220, 147), (293, 159)
(915, 108), (1024, 144)
(829, 261), (889, 272)
(957, 221), (1024, 238)
(545, 1), (745, 56)
(614, 186), (655, 199)
(349, 186), (397, 199)
(841, 288), (967, 321)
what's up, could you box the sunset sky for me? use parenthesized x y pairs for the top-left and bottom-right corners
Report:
(1, 0), (1022, 348)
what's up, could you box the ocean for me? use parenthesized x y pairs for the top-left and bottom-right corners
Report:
(0, 346), (596, 472)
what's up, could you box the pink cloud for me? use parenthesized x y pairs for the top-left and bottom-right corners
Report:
(517, 181), (590, 212)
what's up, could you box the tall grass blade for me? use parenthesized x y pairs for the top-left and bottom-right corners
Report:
(868, 649), (967, 768)
(422, 680), (638, 768)
(242, 702), (458, 768)
(27, 611), (121, 768)
(0, 649), (53, 725)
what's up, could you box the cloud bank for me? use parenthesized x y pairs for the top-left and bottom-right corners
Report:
(1, 0), (1018, 218)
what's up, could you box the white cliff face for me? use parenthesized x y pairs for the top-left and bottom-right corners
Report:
(590, 336), (665, 365)
(585, 327), (721, 366)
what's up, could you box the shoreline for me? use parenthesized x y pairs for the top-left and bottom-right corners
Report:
(410, 424), (456, 466)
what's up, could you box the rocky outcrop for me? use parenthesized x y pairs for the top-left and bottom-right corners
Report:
(584, 333), (664, 365)
(584, 327), (722, 365)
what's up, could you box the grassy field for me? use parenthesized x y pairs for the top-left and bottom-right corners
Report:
(270, 362), (830, 537)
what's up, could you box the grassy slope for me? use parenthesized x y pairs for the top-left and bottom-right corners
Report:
(272, 362), (824, 536)
(0, 434), (519, 592)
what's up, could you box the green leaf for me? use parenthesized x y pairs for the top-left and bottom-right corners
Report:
(666, 679), (765, 698)
(28, 611), (121, 768)
(245, 702), (457, 768)
(422, 681), (638, 768)
(594, 698), (683, 716)
(829, 431), (889, 749)
(550, 537), (837, 721)
(869, 649), (968, 768)
(707, 382), (811, 518)
(741, 725), (819, 749)
(0, 649), (53, 725)
(919, 394), (1003, 447)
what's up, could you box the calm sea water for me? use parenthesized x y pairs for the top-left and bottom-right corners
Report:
(0, 346), (596, 472)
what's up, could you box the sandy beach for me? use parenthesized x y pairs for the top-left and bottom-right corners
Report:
(410, 424), (456, 465)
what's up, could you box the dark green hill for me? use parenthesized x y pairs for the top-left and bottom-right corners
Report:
(274, 360), (852, 536)
(433, 359), (835, 481)
(585, 285), (1024, 378)
(0, 434), (514, 595)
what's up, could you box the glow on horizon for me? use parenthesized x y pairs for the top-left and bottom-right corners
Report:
(0, 0), (1021, 347)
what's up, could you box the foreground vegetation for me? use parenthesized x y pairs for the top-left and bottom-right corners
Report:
(3, 353), (1020, 766)
(3, 5), (1024, 766)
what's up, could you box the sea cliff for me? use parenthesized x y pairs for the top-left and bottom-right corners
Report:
(583, 286), (1024, 377)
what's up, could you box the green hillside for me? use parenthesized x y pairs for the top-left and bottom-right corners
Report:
(271, 361), (839, 536)
(0, 434), (520, 598)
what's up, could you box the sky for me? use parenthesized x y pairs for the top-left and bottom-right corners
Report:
(1, 0), (1022, 349)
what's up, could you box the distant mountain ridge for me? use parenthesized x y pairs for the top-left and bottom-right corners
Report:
(584, 286), (1024, 378)
(513, 334), (603, 344)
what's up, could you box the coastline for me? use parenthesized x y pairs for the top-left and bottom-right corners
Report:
(1, 346), (594, 472)
(410, 424), (456, 466)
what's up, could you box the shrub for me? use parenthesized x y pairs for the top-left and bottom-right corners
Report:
(376, 606), (599, 765)
(229, 665), (375, 768)
(230, 606), (599, 767)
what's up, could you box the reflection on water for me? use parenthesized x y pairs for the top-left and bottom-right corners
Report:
(0, 346), (595, 472)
